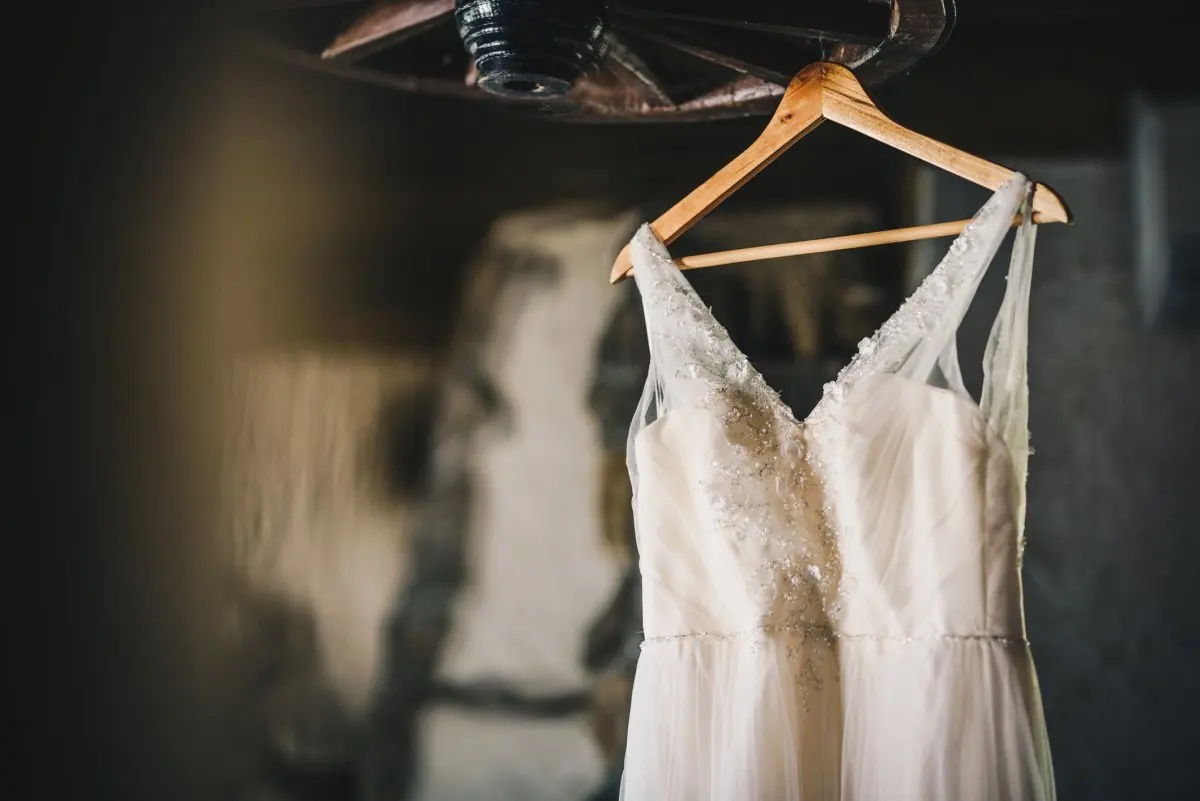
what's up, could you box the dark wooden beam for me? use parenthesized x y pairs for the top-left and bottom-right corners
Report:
(834, 0), (953, 86)
(676, 75), (783, 112)
(252, 38), (486, 100)
(609, 0), (891, 44)
(256, 0), (368, 7)
(602, 33), (675, 109)
(322, 0), (453, 61)
(614, 18), (812, 86)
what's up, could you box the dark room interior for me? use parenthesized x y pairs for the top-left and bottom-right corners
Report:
(25, 2), (1200, 801)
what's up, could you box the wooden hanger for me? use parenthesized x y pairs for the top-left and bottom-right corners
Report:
(610, 62), (1072, 283)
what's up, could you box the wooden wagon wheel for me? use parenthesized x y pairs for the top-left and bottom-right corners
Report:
(246, 1), (954, 122)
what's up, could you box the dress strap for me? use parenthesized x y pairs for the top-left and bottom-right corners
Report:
(981, 190), (1038, 543)
(627, 225), (788, 426)
(625, 225), (797, 497)
(814, 175), (1032, 418)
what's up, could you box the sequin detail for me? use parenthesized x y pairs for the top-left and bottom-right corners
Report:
(632, 231), (846, 642)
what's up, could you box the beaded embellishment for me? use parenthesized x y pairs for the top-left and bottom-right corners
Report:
(632, 232), (846, 647)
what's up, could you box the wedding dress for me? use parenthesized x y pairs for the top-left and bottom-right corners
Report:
(619, 175), (1056, 800)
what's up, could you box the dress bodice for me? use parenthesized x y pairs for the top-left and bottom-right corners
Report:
(634, 374), (1025, 643)
(627, 175), (1038, 647)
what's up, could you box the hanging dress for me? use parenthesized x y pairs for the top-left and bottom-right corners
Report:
(620, 175), (1056, 801)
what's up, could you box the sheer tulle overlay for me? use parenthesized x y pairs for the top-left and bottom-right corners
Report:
(620, 176), (1055, 800)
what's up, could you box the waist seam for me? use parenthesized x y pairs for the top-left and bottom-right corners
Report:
(640, 625), (1026, 648)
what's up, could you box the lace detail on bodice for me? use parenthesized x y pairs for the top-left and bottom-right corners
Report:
(630, 229), (846, 650)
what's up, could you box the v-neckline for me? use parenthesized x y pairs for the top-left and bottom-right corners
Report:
(634, 175), (1026, 429)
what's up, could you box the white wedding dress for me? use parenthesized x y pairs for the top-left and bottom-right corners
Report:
(620, 175), (1056, 800)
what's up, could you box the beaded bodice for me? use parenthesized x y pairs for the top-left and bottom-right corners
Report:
(627, 175), (1038, 652)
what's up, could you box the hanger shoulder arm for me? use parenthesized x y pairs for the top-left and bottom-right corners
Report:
(819, 64), (1071, 224)
(654, 116), (823, 242)
(609, 67), (830, 283)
